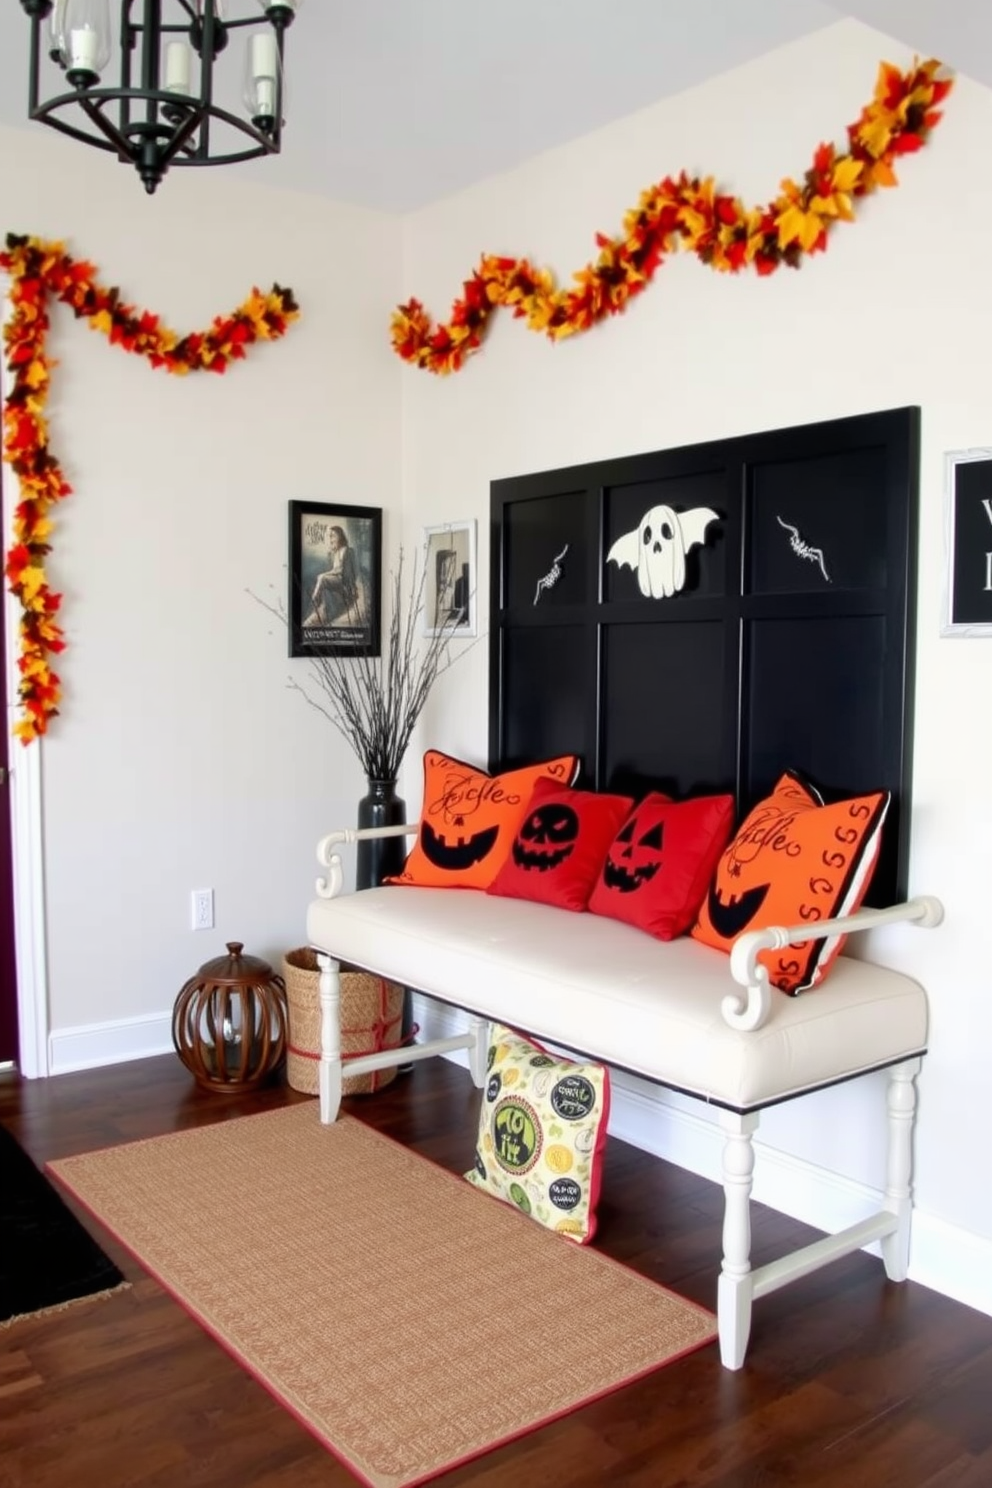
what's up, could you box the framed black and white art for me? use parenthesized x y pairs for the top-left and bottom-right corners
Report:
(423, 520), (477, 637)
(942, 449), (992, 637)
(288, 500), (382, 658)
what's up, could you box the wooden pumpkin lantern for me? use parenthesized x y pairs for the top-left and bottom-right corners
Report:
(172, 941), (288, 1093)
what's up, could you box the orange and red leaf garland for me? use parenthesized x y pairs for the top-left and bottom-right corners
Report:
(391, 57), (952, 375)
(0, 233), (300, 743)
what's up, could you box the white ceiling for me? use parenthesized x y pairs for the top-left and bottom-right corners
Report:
(0, 0), (987, 212)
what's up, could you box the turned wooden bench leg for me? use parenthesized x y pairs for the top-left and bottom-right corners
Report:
(717, 1109), (759, 1370)
(317, 952), (343, 1124)
(714, 1059), (922, 1368)
(880, 1056), (921, 1282)
(467, 1014), (490, 1089)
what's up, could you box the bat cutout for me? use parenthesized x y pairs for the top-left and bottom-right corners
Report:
(534, 544), (570, 605)
(776, 516), (831, 583)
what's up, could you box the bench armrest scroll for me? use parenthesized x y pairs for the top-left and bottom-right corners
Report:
(722, 894), (944, 1033)
(315, 822), (419, 899)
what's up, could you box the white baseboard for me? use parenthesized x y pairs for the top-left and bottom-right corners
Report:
(908, 1214), (992, 1319)
(412, 993), (992, 1323)
(49, 1012), (173, 1074)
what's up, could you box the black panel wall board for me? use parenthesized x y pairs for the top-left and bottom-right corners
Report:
(602, 620), (728, 798)
(490, 407), (920, 906)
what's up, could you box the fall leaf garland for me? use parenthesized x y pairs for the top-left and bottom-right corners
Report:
(0, 233), (300, 743)
(392, 58), (952, 375)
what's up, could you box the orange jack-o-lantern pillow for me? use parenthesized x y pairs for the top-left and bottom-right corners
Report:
(388, 751), (580, 890)
(588, 792), (735, 940)
(690, 771), (890, 993)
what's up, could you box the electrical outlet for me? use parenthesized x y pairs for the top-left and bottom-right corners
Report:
(191, 888), (214, 931)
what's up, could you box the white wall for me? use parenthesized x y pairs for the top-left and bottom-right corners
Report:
(0, 122), (402, 1057)
(398, 20), (992, 1309)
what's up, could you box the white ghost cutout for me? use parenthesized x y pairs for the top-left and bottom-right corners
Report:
(607, 504), (718, 598)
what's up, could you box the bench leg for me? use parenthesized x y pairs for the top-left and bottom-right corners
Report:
(880, 1056), (921, 1282)
(717, 1109), (759, 1370)
(467, 1014), (490, 1089)
(316, 952), (343, 1124)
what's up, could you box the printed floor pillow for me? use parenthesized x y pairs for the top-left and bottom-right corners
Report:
(690, 770), (890, 993)
(486, 779), (634, 912)
(465, 1023), (610, 1244)
(388, 750), (579, 891)
(588, 791), (735, 939)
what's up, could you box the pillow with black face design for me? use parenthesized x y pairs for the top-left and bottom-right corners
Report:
(690, 772), (889, 991)
(588, 792), (735, 940)
(486, 779), (633, 912)
(388, 750), (580, 891)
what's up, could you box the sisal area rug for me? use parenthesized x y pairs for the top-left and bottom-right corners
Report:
(49, 1105), (715, 1488)
(0, 1121), (127, 1328)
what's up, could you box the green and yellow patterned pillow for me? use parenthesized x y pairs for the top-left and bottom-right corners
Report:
(465, 1024), (611, 1244)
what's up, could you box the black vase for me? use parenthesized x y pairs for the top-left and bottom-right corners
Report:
(356, 778), (407, 890)
(355, 778), (414, 1057)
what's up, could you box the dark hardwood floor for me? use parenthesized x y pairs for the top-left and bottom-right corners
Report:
(2, 1055), (991, 1487)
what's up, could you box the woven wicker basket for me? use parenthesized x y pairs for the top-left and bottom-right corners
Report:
(281, 947), (404, 1097)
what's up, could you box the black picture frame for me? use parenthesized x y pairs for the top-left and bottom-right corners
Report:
(288, 501), (382, 658)
(422, 520), (477, 637)
(942, 449), (992, 637)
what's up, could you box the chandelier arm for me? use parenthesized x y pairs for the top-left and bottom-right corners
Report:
(35, 106), (124, 154)
(25, 9), (47, 114)
(33, 88), (274, 153)
(75, 93), (134, 156)
(157, 106), (206, 168)
(172, 137), (275, 166)
(195, 99), (273, 149)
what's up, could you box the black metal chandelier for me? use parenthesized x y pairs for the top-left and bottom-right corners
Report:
(19, 1), (302, 195)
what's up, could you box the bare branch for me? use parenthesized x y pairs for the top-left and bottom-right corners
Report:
(249, 546), (477, 780)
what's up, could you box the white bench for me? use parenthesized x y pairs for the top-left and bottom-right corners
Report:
(306, 821), (943, 1370)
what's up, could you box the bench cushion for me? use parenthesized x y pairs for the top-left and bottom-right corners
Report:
(306, 886), (928, 1112)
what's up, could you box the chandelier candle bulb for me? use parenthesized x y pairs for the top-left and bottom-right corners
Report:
(164, 41), (191, 93)
(68, 25), (99, 72)
(250, 30), (278, 117)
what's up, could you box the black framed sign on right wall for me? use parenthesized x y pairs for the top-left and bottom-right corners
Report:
(942, 448), (992, 637)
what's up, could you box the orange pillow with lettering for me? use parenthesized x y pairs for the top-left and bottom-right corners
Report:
(690, 771), (890, 993)
(388, 751), (580, 890)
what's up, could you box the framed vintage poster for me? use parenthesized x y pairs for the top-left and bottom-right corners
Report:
(288, 501), (382, 657)
(942, 449), (992, 637)
(422, 520), (477, 637)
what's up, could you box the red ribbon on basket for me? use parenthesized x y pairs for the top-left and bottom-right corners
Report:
(288, 973), (418, 1080)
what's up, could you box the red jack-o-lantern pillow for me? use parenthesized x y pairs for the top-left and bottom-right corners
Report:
(487, 779), (634, 912)
(588, 792), (735, 940)
(388, 751), (580, 891)
(690, 771), (890, 993)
